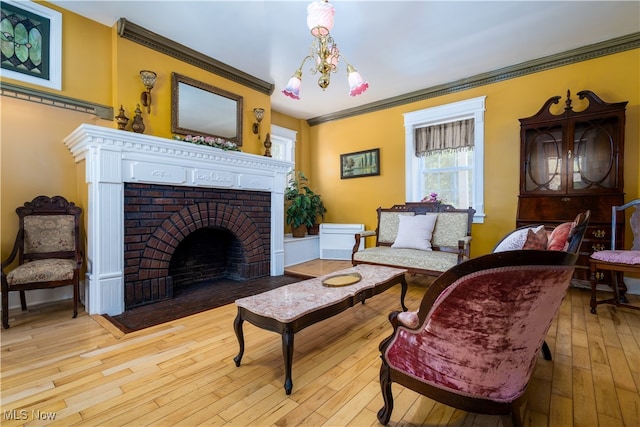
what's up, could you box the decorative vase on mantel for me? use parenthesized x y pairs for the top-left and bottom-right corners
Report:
(131, 104), (145, 134)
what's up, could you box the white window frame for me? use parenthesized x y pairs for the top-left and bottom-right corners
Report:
(404, 96), (486, 223)
(270, 124), (296, 165)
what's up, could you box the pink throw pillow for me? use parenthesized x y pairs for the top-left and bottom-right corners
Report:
(523, 227), (548, 250)
(547, 222), (573, 251)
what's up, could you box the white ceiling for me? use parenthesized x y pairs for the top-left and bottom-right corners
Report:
(49, 0), (640, 120)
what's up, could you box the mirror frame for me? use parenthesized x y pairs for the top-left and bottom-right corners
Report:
(171, 72), (243, 146)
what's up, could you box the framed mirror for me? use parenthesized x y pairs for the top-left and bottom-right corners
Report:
(171, 72), (243, 146)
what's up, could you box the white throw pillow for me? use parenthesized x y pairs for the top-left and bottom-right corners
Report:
(391, 214), (438, 251)
(494, 225), (545, 252)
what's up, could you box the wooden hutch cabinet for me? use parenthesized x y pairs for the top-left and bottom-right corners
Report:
(517, 90), (627, 283)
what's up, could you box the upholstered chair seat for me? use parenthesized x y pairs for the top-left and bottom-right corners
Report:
(6, 259), (77, 286)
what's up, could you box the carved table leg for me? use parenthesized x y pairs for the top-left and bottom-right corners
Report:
(282, 326), (294, 395)
(233, 309), (245, 367)
(400, 276), (408, 311)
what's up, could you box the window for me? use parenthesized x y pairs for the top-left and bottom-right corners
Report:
(404, 96), (486, 223)
(270, 124), (296, 164)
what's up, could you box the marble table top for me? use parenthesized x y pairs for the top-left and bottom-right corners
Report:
(235, 264), (407, 323)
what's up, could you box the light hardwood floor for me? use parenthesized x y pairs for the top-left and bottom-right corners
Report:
(1, 259), (639, 426)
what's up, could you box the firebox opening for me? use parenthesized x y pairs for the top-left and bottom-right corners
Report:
(168, 227), (244, 290)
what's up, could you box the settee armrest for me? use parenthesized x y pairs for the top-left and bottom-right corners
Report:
(352, 230), (377, 252)
(352, 230), (377, 265)
(457, 236), (473, 263)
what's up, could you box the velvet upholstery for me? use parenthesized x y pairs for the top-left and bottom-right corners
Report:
(489, 211), (589, 362)
(377, 250), (578, 426)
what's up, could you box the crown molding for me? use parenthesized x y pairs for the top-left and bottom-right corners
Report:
(0, 81), (114, 120)
(307, 32), (640, 126)
(117, 18), (274, 96)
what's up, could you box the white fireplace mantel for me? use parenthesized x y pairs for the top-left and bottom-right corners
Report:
(65, 124), (293, 315)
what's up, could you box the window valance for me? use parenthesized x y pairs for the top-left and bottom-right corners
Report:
(415, 118), (474, 156)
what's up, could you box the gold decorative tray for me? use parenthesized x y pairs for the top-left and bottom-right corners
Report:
(322, 273), (362, 287)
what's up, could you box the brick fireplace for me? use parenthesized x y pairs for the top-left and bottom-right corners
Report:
(65, 124), (291, 315)
(123, 183), (271, 308)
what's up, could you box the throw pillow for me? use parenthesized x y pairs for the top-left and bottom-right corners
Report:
(391, 214), (438, 251)
(522, 227), (548, 250)
(494, 225), (545, 252)
(547, 222), (574, 251)
(378, 212), (414, 244)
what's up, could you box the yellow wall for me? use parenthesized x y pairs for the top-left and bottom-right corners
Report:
(2, 2), (638, 265)
(1, 3), (272, 261)
(302, 50), (639, 256)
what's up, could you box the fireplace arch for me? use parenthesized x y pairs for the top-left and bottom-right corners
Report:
(124, 184), (270, 308)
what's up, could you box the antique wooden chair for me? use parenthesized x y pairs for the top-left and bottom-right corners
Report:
(377, 250), (578, 427)
(589, 199), (640, 313)
(1, 196), (83, 328)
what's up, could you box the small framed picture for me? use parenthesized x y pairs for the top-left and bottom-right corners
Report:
(340, 148), (380, 179)
(0, 0), (62, 90)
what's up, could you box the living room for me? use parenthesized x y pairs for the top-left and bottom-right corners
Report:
(1, 1), (639, 425)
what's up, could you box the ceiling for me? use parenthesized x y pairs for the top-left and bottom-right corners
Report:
(49, 1), (639, 120)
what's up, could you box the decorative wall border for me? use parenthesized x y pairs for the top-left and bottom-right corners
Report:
(0, 81), (114, 120)
(117, 18), (274, 96)
(307, 32), (640, 126)
(2, 19), (637, 127)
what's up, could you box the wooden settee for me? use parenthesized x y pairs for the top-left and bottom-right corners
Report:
(351, 202), (475, 276)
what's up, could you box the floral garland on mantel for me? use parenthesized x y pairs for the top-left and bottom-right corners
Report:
(173, 134), (240, 152)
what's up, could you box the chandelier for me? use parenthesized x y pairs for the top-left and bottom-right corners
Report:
(282, 0), (369, 100)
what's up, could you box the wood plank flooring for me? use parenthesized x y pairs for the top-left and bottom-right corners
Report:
(1, 259), (639, 426)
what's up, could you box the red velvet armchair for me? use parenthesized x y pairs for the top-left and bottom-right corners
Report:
(377, 250), (578, 426)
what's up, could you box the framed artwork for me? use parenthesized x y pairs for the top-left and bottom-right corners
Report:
(340, 148), (380, 179)
(0, 0), (62, 90)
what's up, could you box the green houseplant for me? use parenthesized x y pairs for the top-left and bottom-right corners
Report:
(307, 191), (326, 235)
(285, 171), (326, 237)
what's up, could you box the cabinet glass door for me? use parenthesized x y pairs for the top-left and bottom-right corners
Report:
(572, 118), (617, 191)
(524, 125), (563, 192)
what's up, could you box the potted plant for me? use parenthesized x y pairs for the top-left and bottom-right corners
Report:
(307, 192), (326, 235)
(285, 171), (326, 237)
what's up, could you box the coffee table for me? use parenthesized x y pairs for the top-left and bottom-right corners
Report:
(233, 264), (408, 394)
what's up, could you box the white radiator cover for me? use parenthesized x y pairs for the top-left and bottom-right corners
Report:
(320, 223), (364, 260)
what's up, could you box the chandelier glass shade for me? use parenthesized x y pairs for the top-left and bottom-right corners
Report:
(282, 0), (369, 100)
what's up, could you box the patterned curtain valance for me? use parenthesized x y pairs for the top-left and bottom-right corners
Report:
(415, 118), (474, 156)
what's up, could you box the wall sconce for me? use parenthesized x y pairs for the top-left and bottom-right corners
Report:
(252, 107), (265, 135)
(139, 70), (157, 114)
